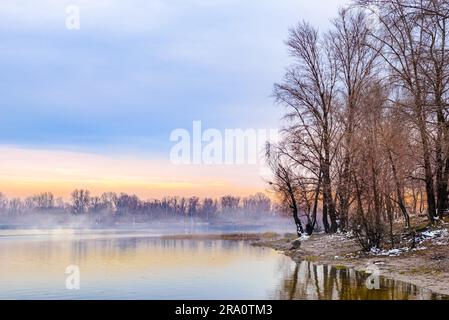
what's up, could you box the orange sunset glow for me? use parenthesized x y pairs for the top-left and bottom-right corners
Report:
(0, 146), (269, 199)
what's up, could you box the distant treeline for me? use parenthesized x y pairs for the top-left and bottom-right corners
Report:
(0, 190), (282, 219)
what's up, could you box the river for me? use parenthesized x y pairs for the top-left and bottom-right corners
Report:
(0, 229), (445, 300)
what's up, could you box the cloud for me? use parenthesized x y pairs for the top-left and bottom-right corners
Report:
(0, 1), (348, 195)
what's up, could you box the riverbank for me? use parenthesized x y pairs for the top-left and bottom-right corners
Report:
(254, 226), (449, 296)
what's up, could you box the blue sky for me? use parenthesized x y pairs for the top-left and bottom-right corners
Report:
(0, 0), (348, 198)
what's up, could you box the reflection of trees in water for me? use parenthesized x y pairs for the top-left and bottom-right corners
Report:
(273, 261), (442, 300)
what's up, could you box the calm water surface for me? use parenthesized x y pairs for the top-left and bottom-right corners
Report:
(0, 230), (446, 300)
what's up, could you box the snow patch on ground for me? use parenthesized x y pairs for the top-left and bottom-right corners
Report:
(300, 234), (311, 241)
(368, 228), (448, 257)
(370, 247), (407, 256)
(422, 229), (448, 239)
(416, 228), (449, 246)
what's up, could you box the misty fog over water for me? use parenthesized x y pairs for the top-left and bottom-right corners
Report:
(0, 212), (295, 238)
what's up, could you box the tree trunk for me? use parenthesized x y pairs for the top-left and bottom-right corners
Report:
(387, 149), (410, 229)
(417, 109), (437, 222)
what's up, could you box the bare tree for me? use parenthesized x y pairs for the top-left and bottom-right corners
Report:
(356, 0), (447, 222)
(330, 8), (380, 230)
(266, 143), (305, 237)
(71, 189), (91, 214)
(274, 21), (339, 233)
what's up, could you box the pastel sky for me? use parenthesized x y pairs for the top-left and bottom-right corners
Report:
(0, 0), (348, 199)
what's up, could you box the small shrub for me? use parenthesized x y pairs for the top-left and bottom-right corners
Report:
(351, 211), (385, 252)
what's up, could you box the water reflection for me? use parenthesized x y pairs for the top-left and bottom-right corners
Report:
(272, 260), (448, 300)
(0, 234), (283, 299)
(0, 233), (446, 300)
